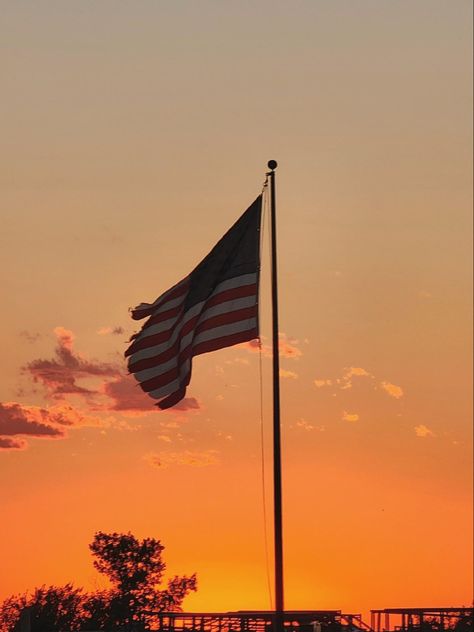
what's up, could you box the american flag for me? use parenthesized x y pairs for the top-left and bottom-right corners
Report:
(126, 196), (262, 409)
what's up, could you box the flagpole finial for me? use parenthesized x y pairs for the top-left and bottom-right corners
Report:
(267, 160), (278, 171)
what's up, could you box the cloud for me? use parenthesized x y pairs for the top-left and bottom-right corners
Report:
(381, 381), (404, 399)
(278, 334), (303, 358)
(171, 397), (200, 412)
(24, 327), (120, 399)
(280, 369), (298, 379)
(103, 375), (201, 416)
(157, 434), (172, 443)
(414, 424), (435, 437)
(145, 449), (218, 469)
(239, 333), (302, 359)
(19, 330), (41, 344)
(0, 436), (28, 450)
(0, 402), (65, 438)
(225, 358), (250, 366)
(103, 375), (156, 414)
(291, 418), (325, 432)
(342, 411), (359, 422)
(337, 367), (373, 391)
(296, 418), (314, 431)
(0, 401), (108, 451)
(314, 379), (332, 388)
(97, 326), (125, 336)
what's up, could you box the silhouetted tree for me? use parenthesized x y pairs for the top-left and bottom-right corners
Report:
(455, 614), (473, 632)
(89, 531), (197, 628)
(0, 594), (27, 632)
(0, 584), (83, 632)
(0, 532), (197, 631)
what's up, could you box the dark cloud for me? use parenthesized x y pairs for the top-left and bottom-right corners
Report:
(239, 333), (302, 359)
(0, 403), (64, 438)
(172, 397), (200, 412)
(24, 327), (120, 399)
(0, 401), (108, 452)
(102, 375), (157, 414)
(0, 436), (27, 450)
(19, 330), (41, 343)
(102, 375), (201, 415)
(97, 326), (125, 336)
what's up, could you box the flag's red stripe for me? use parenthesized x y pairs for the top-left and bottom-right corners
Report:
(127, 285), (257, 356)
(136, 283), (255, 336)
(140, 303), (186, 329)
(131, 278), (189, 320)
(138, 319), (258, 393)
(142, 329), (259, 406)
(192, 328), (258, 358)
(204, 283), (258, 309)
(194, 305), (257, 335)
(140, 365), (180, 392)
(129, 303), (257, 373)
(157, 386), (187, 410)
(125, 307), (188, 357)
(138, 312), (256, 392)
(129, 303), (185, 345)
(128, 339), (182, 373)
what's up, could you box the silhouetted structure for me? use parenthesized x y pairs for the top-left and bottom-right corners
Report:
(370, 608), (473, 632)
(148, 610), (343, 632)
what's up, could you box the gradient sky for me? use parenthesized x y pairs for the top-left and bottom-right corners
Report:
(1, 0), (472, 618)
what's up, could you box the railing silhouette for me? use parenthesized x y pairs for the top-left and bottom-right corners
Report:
(370, 608), (473, 632)
(15, 605), (473, 632)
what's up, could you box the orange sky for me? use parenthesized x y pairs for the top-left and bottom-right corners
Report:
(0, 0), (472, 618)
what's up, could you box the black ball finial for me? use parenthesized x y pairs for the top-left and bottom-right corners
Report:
(267, 160), (278, 170)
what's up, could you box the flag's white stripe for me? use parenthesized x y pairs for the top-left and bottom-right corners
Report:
(134, 314), (181, 341)
(205, 272), (257, 292)
(142, 318), (257, 400)
(191, 317), (257, 349)
(133, 296), (257, 382)
(149, 293), (187, 317)
(147, 360), (191, 399)
(135, 293), (256, 348)
(135, 311), (257, 390)
(133, 277), (189, 315)
(128, 273), (258, 364)
(128, 301), (206, 365)
(134, 271), (256, 317)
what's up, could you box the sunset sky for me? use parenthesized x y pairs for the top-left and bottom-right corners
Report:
(1, 0), (472, 618)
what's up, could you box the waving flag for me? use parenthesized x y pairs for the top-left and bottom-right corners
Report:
(126, 196), (262, 409)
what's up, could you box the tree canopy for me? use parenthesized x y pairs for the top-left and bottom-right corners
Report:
(0, 531), (197, 632)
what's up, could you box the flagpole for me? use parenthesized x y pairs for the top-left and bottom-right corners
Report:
(267, 159), (284, 627)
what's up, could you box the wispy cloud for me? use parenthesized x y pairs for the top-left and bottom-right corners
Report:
(342, 411), (359, 422)
(157, 434), (172, 443)
(239, 333), (303, 359)
(381, 381), (404, 399)
(414, 424), (435, 437)
(314, 379), (332, 388)
(102, 374), (201, 416)
(0, 436), (28, 450)
(102, 375), (157, 415)
(145, 449), (219, 469)
(314, 367), (404, 402)
(97, 326), (125, 336)
(280, 369), (298, 379)
(0, 402), (65, 438)
(291, 418), (325, 432)
(0, 400), (111, 451)
(296, 418), (314, 431)
(19, 330), (41, 344)
(24, 327), (120, 400)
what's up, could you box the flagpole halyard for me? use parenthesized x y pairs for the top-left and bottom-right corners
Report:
(267, 160), (284, 628)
